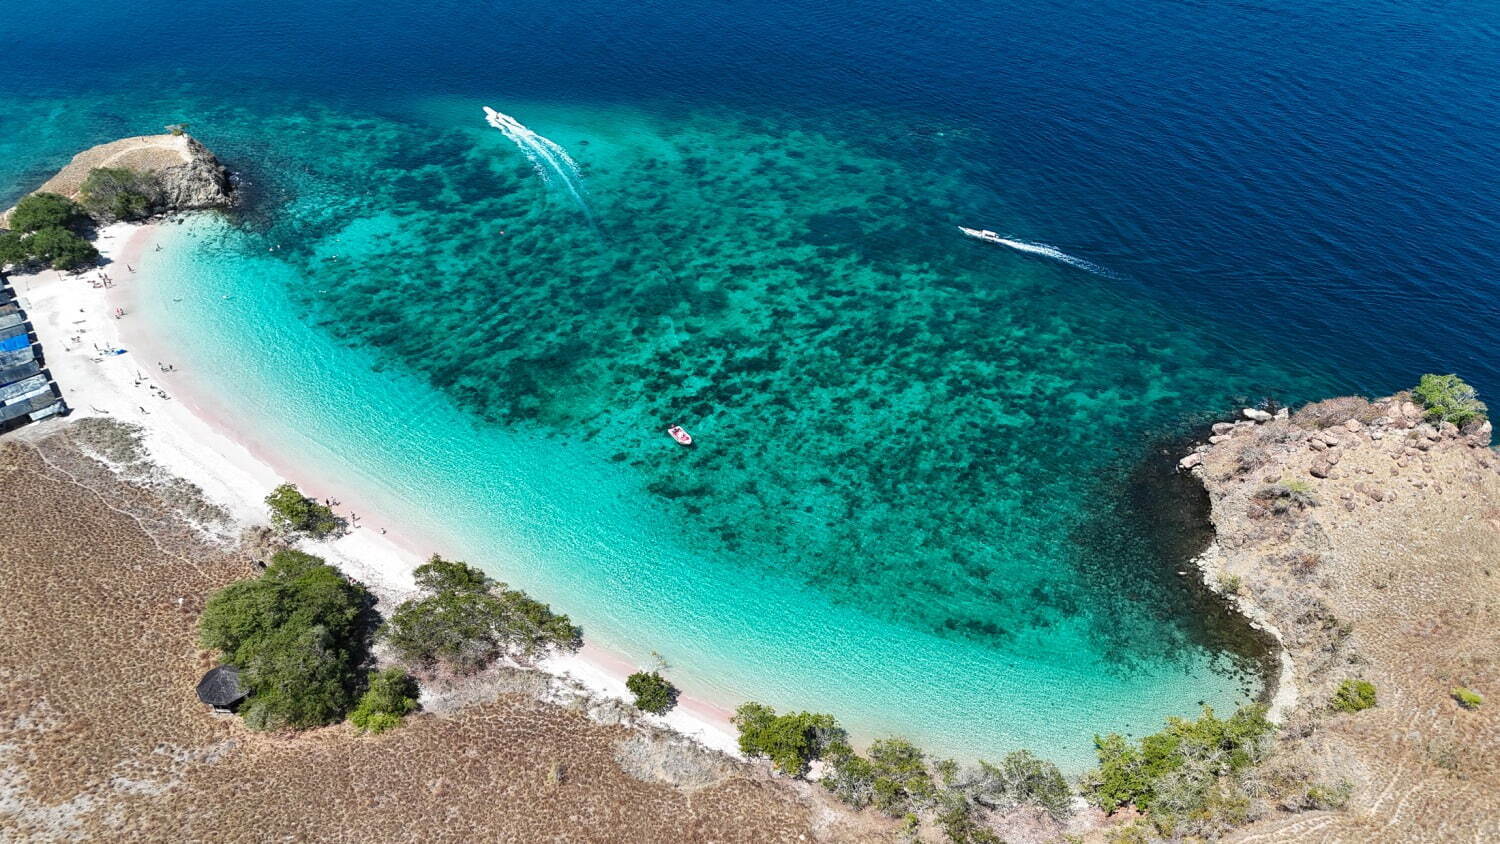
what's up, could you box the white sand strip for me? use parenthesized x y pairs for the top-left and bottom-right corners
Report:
(10, 220), (741, 755)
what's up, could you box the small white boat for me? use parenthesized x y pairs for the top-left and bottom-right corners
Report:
(666, 425), (693, 446)
(958, 226), (1005, 244)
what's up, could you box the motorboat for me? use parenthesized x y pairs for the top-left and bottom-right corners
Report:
(958, 226), (1004, 244)
(666, 425), (693, 446)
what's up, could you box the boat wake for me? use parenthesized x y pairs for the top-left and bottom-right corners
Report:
(483, 106), (593, 223)
(991, 236), (1118, 279)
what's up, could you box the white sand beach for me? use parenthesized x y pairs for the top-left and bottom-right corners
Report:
(10, 220), (742, 755)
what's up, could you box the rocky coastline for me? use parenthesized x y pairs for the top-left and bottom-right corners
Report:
(1, 132), (234, 227)
(1176, 393), (1499, 839)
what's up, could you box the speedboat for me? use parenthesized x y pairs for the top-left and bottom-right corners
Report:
(958, 226), (1004, 244)
(666, 425), (693, 446)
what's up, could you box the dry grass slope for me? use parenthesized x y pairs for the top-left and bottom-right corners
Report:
(1187, 398), (1500, 842)
(0, 423), (880, 842)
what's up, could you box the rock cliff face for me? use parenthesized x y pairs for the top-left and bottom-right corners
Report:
(153, 136), (235, 212)
(1179, 395), (1499, 841)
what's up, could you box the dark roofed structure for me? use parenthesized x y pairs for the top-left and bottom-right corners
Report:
(196, 665), (246, 712)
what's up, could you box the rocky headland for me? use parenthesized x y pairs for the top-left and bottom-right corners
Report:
(0, 133), (233, 227)
(1179, 394), (1499, 840)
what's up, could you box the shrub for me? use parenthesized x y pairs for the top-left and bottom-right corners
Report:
(349, 667), (420, 734)
(383, 556), (581, 672)
(79, 167), (161, 222)
(1291, 396), (1380, 430)
(1254, 482), (1318, 513)
(9, 192), (87, 233)
(935, 794), (1004, 844)
(198, 549), (373, 730)
(963, 749), (1073, 820)
(625, 671), (678, 714)
(1413, 374), (1487, 427)
(1082, 705), (1273, 814)
(23, 226), (99, 271)
(1303, 780), (1352, 809)
(823, 737), (936, 815)
(264, 483), (342, 537)
(1330, 679), (1376, 713)
(1451, 687), (1483, 710)
(732, 702), (844, 777)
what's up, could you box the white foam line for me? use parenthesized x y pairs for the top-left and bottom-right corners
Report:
(483, 106), (593, 222)
(994, 236), (1119, 279)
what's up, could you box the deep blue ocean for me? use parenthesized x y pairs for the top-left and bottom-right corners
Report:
(3, 0), (1497, 766)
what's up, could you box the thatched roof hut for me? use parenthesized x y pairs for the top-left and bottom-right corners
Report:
(196, 665), (246, 712)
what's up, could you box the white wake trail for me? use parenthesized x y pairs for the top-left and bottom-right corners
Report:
(483, 106), (593, 222)
(992, 236), (1118, 279)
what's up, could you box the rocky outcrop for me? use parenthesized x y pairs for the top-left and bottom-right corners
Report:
(0, 133), (234, 227)
(154, 136), (235, 212)
(1177, 396), (1500, 841)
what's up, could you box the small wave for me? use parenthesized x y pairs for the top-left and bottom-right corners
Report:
(993, 237), (1119, 279)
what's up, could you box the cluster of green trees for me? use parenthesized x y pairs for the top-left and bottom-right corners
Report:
(265, 483), (342, 537)
(199, 548), (421, 734)
(382, 556), (582, 672)
(1080, 705), (1274, 839)
(1413, 373), (1487, 427)
(0, 193), (98, 271)
(732, 702), (1070, 841)
(198, 549), (377, 730)
(625, 671), (678, 714)
(79, 167), (161, 223)
(729, 700), (1286, 840)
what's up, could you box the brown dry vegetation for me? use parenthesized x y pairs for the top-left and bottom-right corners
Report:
(16, 136), (189, 200)
(0, 422), (882, 842)
(1187, 398), (1500, 842)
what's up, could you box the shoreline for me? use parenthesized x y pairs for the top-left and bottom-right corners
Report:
(13, 219), (742, 756)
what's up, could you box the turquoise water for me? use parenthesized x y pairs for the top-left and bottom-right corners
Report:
(12, 0), (1495, 769)
(122, 95), (1286, 768)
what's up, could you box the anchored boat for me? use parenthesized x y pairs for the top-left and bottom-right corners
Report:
(666, 425), (693, 446)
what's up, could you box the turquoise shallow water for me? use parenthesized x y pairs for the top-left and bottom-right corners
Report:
(14, 0), (1493, 769)
(117, 94), (1291, 768)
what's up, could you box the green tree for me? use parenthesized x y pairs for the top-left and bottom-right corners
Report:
(0, 231), (28, 268)
(732, 702), (844, 777)
(350, 667), (420, 734)
(198, 549), (373, 730)
(264, 483), (342, 537)
(823, 737), (936, 815)
(935, 793), (1004, 844)
(9, 192), (87, 233)
(383, 556), (581, 672)
(1413, 373), (1487, 427)
(79, 167), (160, 222)
(968, 750), (1073, 820)
(1330, 679), (1376, 713)
(23, 226), (99, 271)
(625, 671), (678, 714)
(1082, 705), (1273, 814)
